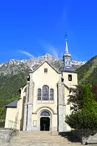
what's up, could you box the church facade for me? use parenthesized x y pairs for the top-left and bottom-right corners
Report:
(5, 40), (78, 132)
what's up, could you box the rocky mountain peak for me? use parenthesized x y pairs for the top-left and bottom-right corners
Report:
(0, 53), (86, 76)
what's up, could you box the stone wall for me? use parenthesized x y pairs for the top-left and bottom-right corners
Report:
(0, 128), (18, 144)
(72, 129), (97, 145)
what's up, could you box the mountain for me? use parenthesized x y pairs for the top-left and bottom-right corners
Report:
(0, 53), (85, 76)
(77, 55), (97, 84)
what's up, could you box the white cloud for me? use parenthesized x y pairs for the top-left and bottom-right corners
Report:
(38, 40), (59, 58)
(18, 50), (34, 58)
(48, 46), (58, 58)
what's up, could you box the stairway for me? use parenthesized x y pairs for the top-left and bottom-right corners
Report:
(1, 131), (82, 146)
(9, 131), (68, 146)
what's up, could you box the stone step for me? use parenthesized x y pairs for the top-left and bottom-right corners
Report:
(18, 131), (58, 135)
(12, 138), (65, 142)
(11, 131), (66, 144)
(11, 139), (65, 142)
(12, 136), (64, 140)
(0, 130), (82, 146)
(11, 140), (65, 143)
(14, 133), (60, 136)
(12, 136), (64, 138)
(10, 142), (66, 146)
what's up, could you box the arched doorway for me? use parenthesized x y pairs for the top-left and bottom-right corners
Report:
(40, 111), (50, 131)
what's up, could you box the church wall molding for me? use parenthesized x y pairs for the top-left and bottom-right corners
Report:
(35, 106), (56, 115)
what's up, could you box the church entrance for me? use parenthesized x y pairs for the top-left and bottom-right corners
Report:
(40, 117), (50, 131)
(40, 110), (50, 131)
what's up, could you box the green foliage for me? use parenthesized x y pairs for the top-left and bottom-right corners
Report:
(77, 55), (97, 84)
(66, 84), (97, 130)
(68, 85), (84, 112)
(66, 110), (97, 129)
(82, 84), (97, 112)
(0, 120), (5, 128)
(68, 84), (97, 112)
(0, 72), (27, 122)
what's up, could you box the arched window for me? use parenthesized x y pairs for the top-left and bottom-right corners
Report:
(50, 88), (54, 100)
(42, 85), (49, 100)
(37, 88), (41, 100)
(40, 111), (50, 116)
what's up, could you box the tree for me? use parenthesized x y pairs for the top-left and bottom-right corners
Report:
(68, 84), (97, 113)
(66, 84), (97, 130)
(66, 110), (97, 130)
(68, 85), (83, 112)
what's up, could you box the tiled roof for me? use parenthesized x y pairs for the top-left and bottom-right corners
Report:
(63, 67), (76, 73)
(60, 67), (76, 73)
(5, 100), (18, 108)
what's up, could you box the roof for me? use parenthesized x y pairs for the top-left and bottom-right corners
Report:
(61, 67), (76, 73)
(31, 61), (60, 74)
(64, 84), (77, 90)
(5, 100), (18, 108)
(64, 84), (69, 89)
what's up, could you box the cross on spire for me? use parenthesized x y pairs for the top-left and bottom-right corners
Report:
(65, 40), (69, 54)
(64, 33), (67, 41)
(64, 33), (69, 54)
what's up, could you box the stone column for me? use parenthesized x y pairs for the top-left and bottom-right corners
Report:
(23, 83), (29, 131)
(64, 88), (72, 132)
(23, 104), (27, 131)
(57, 74), (65, 132)
(27, 73), (34, 131)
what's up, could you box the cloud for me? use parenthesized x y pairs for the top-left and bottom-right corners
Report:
(48, 46), (58, 58)
(38, 40), (59, 58)
(18, 50), (34, 58)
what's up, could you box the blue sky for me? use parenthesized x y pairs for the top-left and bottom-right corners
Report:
(0, 0), (97, 63)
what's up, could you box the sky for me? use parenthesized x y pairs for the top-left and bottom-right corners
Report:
(0, 0), (97, 63)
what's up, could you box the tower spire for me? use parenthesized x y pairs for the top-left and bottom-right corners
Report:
(65, 39), (69, 54)
(64, 34), (71, 56)
(61, 34), (75, 72)
(64, 33), (69, 55)
(62, 34), (72, 69)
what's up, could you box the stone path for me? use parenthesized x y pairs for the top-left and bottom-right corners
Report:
(0, 131), (84, 146)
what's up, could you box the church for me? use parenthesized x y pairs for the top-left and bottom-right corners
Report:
(5, 40), (78, 132)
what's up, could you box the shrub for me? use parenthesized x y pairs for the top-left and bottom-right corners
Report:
(66, 84), (97, 130)
(66, 110), (97, 130)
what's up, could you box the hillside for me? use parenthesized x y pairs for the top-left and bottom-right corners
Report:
(0, 72), (27, 124)
(0, 72), (27, 106)
(77, 55), (97, 84)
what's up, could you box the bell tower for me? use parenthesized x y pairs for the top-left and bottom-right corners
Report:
(60, 36), (78, 131)
(63, 39), (72, 69)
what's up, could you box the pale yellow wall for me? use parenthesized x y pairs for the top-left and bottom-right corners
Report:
(5, 85), (27, 130)
(63, 71), (78, 131)
(16, 86), (27, 130)
(16, 98), (23, 130)
(32, 62), (59, 114)
(5, 99), (23, 130)
(63, 72), (77, 87)
(63, 71), (77, 105)
(31, 62), (59, 129)
(5, 108), (17, 129)
(5, 98), (24, 130)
